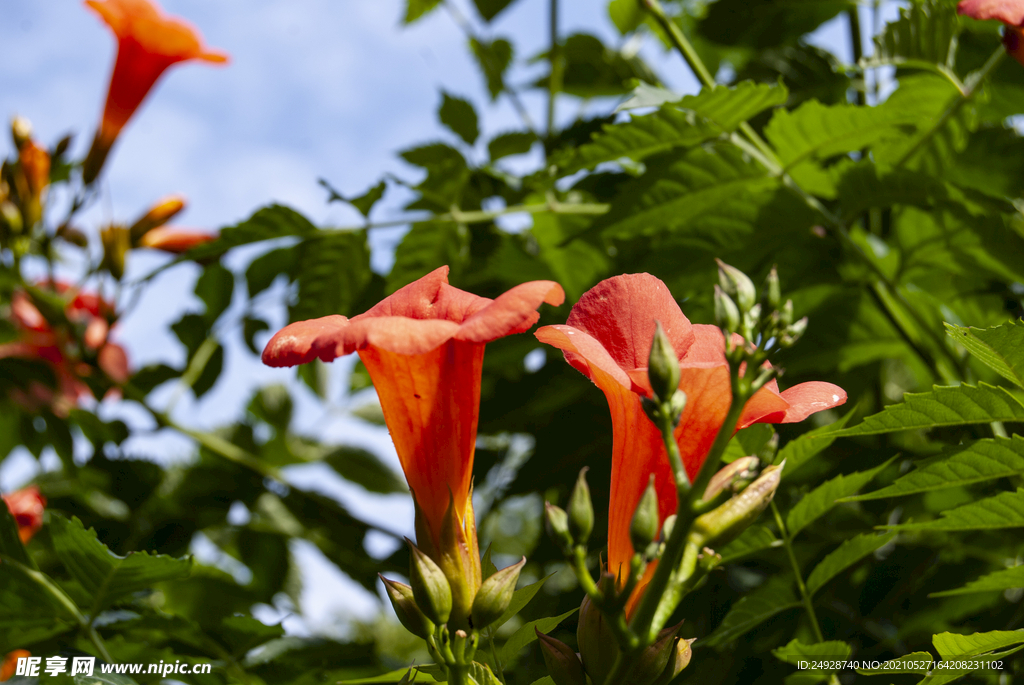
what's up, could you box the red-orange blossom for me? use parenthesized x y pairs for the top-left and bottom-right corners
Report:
(536, 273), (846, 607)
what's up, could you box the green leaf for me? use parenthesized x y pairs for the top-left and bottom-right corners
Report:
(827, 383), (1024, 437)
(528, 679), (556, 685)
(534, 33), (659, 98)
(933, 629), (1024, 658)
(290, 232), (372, 322)
(866, 0), (959, 71)
(470, 37), (513, 100)
(617, 82), (681, 111)
(773, 638), (852, 665)
(488, 131), (536, 161)
(243, 316), (270, 355)
(0, 493), (32, 567)
(608, 0), (644, 34)
(439, 92), (480, 146)
(703, 576), (800, 647)
(324, 447), (406, 495)
(698, 0), (854, 49)
(194, 262), (234, 325)
(498, 608), (577, 663)
(945, 320), (1024, 389)
(49, 515), (192, 611)
(189, 204), (318, 259)
(718, 524), (779, 564)
(321, 179), (387, 218)
(849, 435), (1024, 501)
(775, 409), (854, 472)
(191, 343), (224, 400)
(561, 81), (787, 174)
(245, 245), (298, 298)
(764, 100), (917, 196)
(786, 459), (892, 538)
(472, 0), (514, 22)
(930, 565), (1024, 597)
(598, 144), (778, 243)
(805, 532), (897, 595)
(886, 488), (1024, 531)
(404, 0), (441, 24)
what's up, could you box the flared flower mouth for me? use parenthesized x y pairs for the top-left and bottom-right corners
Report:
(535, 272), (846, 608)
(957, 0), (1024, 25)
(85, 0), (228, 65)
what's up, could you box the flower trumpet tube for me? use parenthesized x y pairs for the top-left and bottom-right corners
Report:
(535, 273), (846, 614)
(82, 0), (228, 183)
(262, 266), (564, 627)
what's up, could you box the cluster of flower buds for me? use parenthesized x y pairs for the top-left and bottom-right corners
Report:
(379, 527), (523, 683)
(714, 260), (807, 353)
(0, 117), (64, 255)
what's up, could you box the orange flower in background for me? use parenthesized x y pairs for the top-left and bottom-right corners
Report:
(535, 273), (846, 612)
(82, 0), (228, 183)
(263, 266), (563, 623)
(2, 486), (46, 543)
(137, 227), (216, 253)
(958, 0), (1024, 65)
(0, 650), (30, 681)
(0, 283), (129, 413)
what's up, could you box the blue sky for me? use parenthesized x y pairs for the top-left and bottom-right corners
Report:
(0, 0), (875, 636)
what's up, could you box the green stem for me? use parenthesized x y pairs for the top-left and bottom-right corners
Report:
(547, 0), (561, 137)
(848, 8), (865, 105)
(771, 502), (825, 643)
(1, 555), (113, 663)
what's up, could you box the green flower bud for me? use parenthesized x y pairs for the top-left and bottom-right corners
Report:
(380, 575), (435, 639)
(780, 299), (794, 327)
(667, 389), (687, 427)
(764, 266), (781, 310)
(406, 539), (453, 626)
(536, 629), (588, 685)
(631, 476), (660, 554)
(11, 116), (32, 151)
(716, 259), (757, 311)
(577, 593), (619, 684)
(648, 320), (681, 402)
(758, 433), (780, 465)
(471, 557), (525, 630)
(703, 456), (760, 502)
(690, 464), (784, 549)
(568, 468), (594, 545)
(628, 623), (681, 685)
(545, 502), (574, 550)
(714, 285), (740, 333)
(0, 201), (22, 234)
(656, 637), (696, 684)
(661, 514), (676, 541)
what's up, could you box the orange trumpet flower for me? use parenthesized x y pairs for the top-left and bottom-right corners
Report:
(535, 273), (846, 610)
(263, 266), (564, 621)
(2, 486), (46, 544)
(82, 0), (228, 183)
(137, 227), (216, 253)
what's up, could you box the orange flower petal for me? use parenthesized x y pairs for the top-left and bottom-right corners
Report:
(957, 0), (1024, 25)
(138, 227), (216, 253)
(2, 485), (46, 544)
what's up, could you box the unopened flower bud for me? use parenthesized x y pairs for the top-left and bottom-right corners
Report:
(667, 389), (687, 427)
(758, 433), (779, 465)
(780, 299), (794, 327)
(657, 637), (696, 683)
(647, 320), (680, 402)
(381, 575), (435, 639)
(406, 539), (453, 626)
(764, 267), (781, 310)
(100, 225), (130, 280)
(628, 623), (681, 685)
(0, 201), (22, 234)
(661, 514), (676, 541)
(714, 286), (740, 333)
(631, 476), (659, 554)
(129, 194), (187, 242)
(536, 630), (587, 685)
(577, 593), (619, 685)
(716, 259), (757, 311)
(545, 502), (573, 550)
(471, 557), (525, 630)
(11, 116), (32, 150)
(703, 456), (760, 502)
(689, 464), (784, 549)
(788, 317), (808, 341)
(568, 468), (593, 545)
